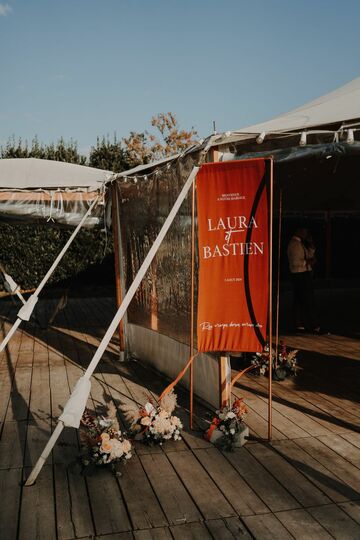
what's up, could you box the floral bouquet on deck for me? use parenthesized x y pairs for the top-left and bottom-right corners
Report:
(79, 402), (132, 475)
(205, 398), (249, 451)
(121, 390), (183, 445)
(251, 342), (298, 380)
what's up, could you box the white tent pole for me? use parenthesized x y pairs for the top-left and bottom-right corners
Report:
(0, 195), (100, 352)
(24, 152), (210, 487)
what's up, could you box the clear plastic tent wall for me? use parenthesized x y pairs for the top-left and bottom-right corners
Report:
(114, 152), (199, 345)
(0, 189), (106, 227)
(0, 158), (112, 227)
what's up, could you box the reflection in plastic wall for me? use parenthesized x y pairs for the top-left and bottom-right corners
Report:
(116, 153), (199, 346)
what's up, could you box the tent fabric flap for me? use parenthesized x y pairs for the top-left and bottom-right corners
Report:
(0, 158), (112, 226)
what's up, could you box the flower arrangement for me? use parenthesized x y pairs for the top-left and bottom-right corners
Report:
(121, 390), (183, 445)
(79, 402), (132, 475)
(251, 342), (298, 380)
(205, 398), (249, 451)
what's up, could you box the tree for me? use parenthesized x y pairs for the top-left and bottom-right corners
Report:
(89, 135), (129, 173)
(0, 136), (87, 164)
(123, 112), (198, 167)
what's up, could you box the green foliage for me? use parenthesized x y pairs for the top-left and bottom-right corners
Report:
(0, 222), (113, 291)
(89, 135), (129, 172)
(0, 136), (87, 164)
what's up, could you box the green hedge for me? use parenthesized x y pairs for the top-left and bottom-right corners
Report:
(0, 222), (114, 292)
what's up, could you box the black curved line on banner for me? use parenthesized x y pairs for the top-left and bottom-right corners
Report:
(243, 162), (270, 348)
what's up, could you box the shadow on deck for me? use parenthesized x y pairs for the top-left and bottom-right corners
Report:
(0, 296), (360, 540)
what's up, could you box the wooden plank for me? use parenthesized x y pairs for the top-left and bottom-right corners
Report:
(86, 466), (131, 535)
(134, 528), (172, 540)
(247, 443), (330, 507)
(272, 439), (360, 502)
(97, 533), (134, 540)
(117, 455), (168, 530)
(294, 437), (360, 494)
(54, 463), (94, 540)
(0, 330), (22, 425)
(140, 452), (202, 525)
(242, 513), (294, 540)
(338, 501), (360, 525)
(167, 450), (236, 520)
(5, 355), (32, 422)
(317, 434), (360, 469)
(180, 429), (214, 450)
(308, 504), (360, 539)
(224, 447), (300, 512)
(0, 420), (27, 469)
(340, 431), (360, 450)
(25, 354), (52, 467)
(249, 382), (333, 437)
(205, 517), (253, 539)
(49, 350), (79, 466)
(242, 370), (354, 437)
(19, 465), (57, 540)
(194, 448), (270, 516)
(0, 467), (22, 540)
(275, 509), (333, 539)
(232, 385), (288, 440)
(294, 389), (359, 435)
(170, 522), (213, 540)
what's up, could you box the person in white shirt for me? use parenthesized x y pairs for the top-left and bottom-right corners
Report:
(287, 227), (320, 334)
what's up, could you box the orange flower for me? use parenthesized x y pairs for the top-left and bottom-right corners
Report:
(100, 440), (112, 454)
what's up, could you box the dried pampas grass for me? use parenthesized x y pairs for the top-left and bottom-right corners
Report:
(120, 401), (141, 423)
(160, 389), (177, 415)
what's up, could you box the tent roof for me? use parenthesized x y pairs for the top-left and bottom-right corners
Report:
(0, 158), (113, 190)
(227, 77), (360, 138)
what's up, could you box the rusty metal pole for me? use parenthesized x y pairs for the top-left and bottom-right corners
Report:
(189, 181), (196, 429)
(268, 159), (274, 441)
(275, 188), (283, 367)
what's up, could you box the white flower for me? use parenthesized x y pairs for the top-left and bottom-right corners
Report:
(170, 415), (182, 427)
(227, 412), (236, 419)
(140, 416), (151, 426)
(230, 428), (235, 435)
(145, 402), (156, 416)
(109, 439), (124, 460)
(121, 439), (132, 454)
(153, 416), (172, 435)
(99, 418), (112, 428)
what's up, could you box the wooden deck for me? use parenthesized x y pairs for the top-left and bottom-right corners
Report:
(0, 296), (359, 540)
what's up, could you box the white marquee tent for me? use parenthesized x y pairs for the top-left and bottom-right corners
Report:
(0, 158), (112, 226)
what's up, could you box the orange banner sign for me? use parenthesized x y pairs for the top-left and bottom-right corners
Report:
(196, 159), (270, 352)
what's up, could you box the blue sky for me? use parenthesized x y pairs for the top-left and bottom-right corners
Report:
(0, 0), (359, 154)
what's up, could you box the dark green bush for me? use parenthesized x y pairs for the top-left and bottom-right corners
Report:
(0, 222), (114, 291)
